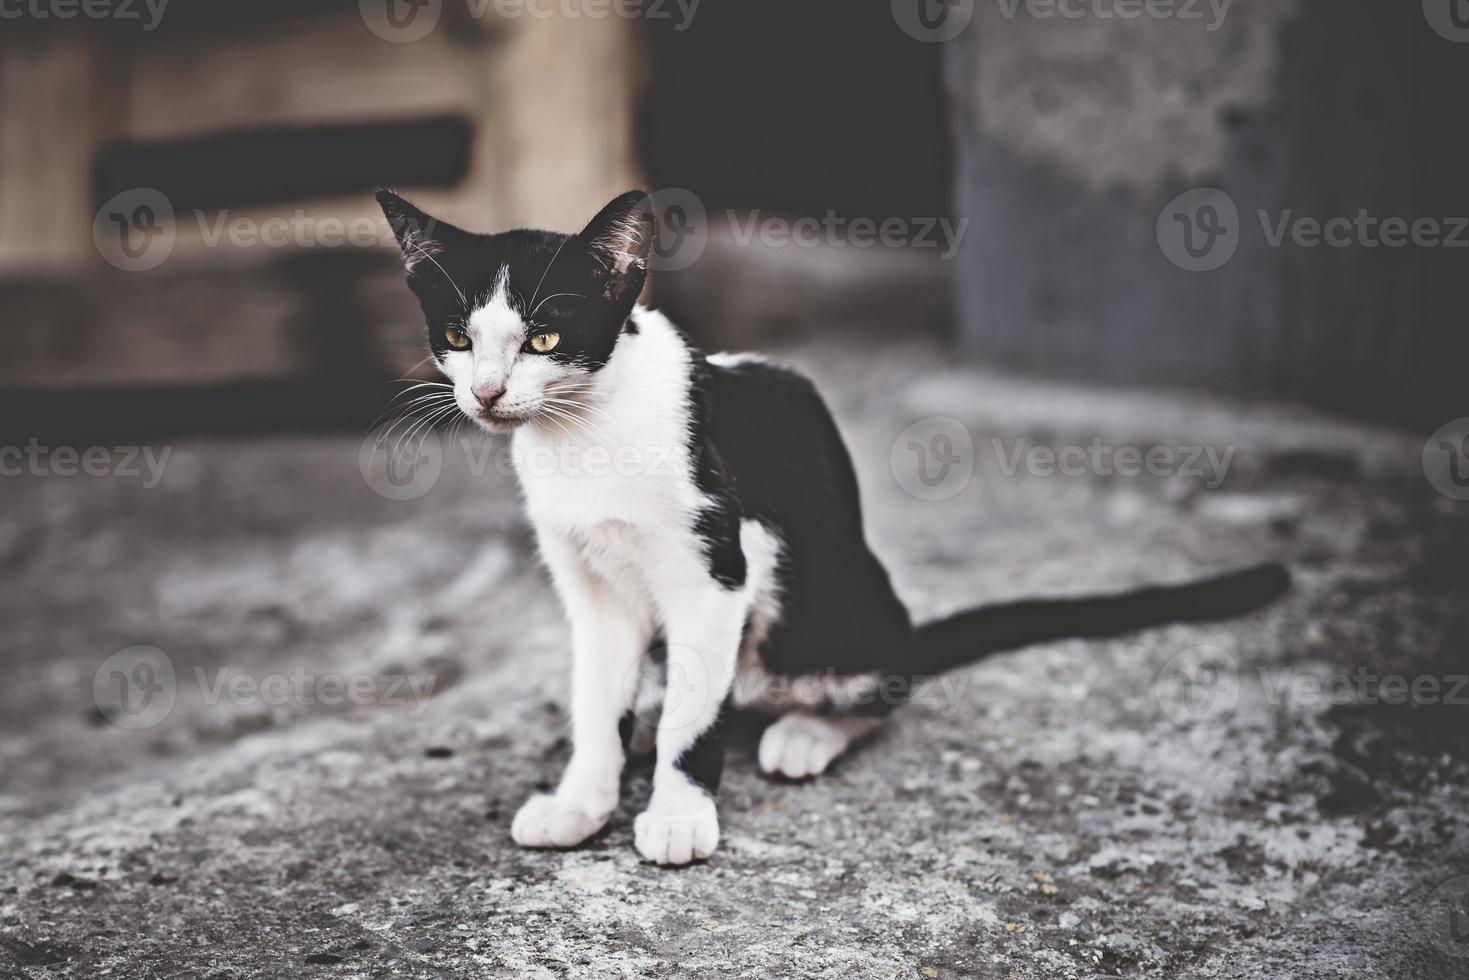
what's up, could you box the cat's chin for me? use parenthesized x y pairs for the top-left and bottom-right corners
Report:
(472, 411), (531, 434)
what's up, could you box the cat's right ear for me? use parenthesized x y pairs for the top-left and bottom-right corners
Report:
(376, 190), (456, 276)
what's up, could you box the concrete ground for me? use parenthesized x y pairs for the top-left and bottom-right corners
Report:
(2, 340), (1467, 978)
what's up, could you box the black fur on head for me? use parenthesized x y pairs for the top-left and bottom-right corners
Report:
(376, 189), (654, 371)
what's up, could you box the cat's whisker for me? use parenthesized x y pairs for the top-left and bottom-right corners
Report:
(395, 354), (436, 378)
(538, 403), (610, 446)
(546, 382), (604, 397)
(526, 236), (571, 317)
(391, 403), (460, 464)
(542, 397), (617, 428)
(376, 396), (456, 442)
(385, 393), (456, 418)
(529, 291), (587, 322)
(543, 384), (611, 410)
(542, 391), (611, 412)
(370, 379), (455, 427)
(384, 388), (456, 414)
(389, 380), (453, 396)
(403, 239), (468, 309)
(376, 408), (447, 452)
(540, 397), (613, 436)
(367, 393), (454, 436)
(532, 406), (575, 443)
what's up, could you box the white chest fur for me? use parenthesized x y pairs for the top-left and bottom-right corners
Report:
(511, 310), (708, 603)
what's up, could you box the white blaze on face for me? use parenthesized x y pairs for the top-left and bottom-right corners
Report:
(439, 265), (574, 427)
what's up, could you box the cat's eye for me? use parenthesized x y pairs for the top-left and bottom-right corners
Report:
(528, 331), (561, 354)
(445, 327), (471, 350)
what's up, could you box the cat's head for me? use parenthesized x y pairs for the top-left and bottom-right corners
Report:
(377, 189), (654, 432)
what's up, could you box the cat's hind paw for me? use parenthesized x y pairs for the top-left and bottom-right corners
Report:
(510, 793), (607, 849)
(758, 713), (881, 780)
(633, 795), (719, 866)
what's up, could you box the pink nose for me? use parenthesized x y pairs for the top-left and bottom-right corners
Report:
(472, 383), (505, 409)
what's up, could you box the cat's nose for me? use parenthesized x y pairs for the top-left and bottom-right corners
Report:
(472, 383), (505, 409)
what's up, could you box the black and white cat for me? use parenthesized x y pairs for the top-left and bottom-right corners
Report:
(377, 189), (1289, 866)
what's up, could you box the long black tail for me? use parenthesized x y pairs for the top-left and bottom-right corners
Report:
(907, 562), (1290, 675)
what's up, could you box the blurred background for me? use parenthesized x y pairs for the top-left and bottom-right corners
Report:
(4, 0), (1466, 441)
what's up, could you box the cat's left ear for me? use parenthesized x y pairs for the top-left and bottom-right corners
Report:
(576, 190), (654, 307)
(377, 189), (464, 279)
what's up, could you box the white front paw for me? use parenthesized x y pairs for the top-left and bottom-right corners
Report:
(634, 795), (720, 866)
(510, 793), (607, 849)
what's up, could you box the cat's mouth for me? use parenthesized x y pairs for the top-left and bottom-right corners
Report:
(475, 406), (531, 431)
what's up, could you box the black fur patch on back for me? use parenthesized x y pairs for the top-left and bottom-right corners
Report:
(696, 357), (914, 680)
(685, 351), (747, 590)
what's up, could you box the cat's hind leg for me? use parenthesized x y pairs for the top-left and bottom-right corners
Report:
(621, 657), (664, 759)
(757, 712), (884, 780)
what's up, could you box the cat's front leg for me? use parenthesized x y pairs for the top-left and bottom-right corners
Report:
(634, 584), (745, 866)
(512, 533), (649, 850)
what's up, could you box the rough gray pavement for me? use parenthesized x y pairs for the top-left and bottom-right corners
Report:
(2, 340), (1467, 978)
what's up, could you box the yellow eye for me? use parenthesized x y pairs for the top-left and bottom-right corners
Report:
(529, 331), (560, 353)
(445, 327), (471, 350)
